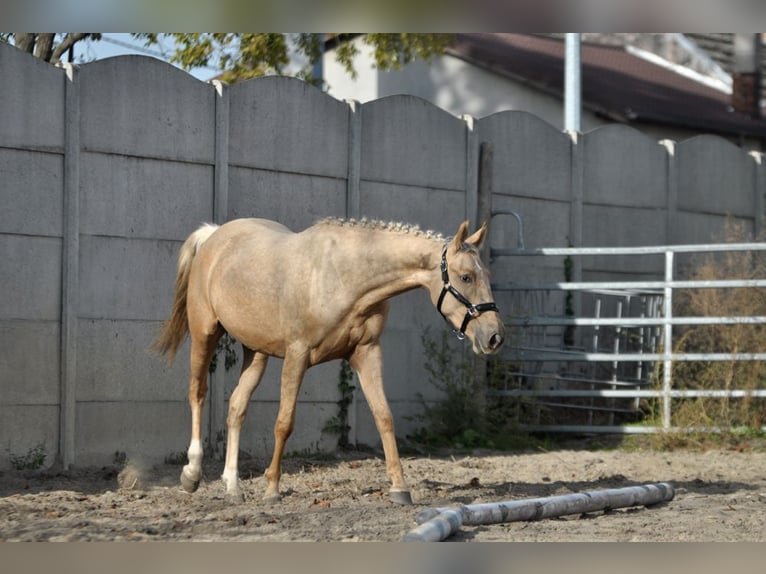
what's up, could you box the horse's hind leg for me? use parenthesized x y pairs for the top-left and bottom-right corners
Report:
(221, 347), (268, 503)
(180, 322), (224, 493)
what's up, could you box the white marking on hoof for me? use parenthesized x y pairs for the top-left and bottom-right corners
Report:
(225, 490), (246, 504)
(221, 468), (239, 492)
(221, 468), (245, 503)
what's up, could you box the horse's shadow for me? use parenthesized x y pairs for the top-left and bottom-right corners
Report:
(419, 474), (757, 505)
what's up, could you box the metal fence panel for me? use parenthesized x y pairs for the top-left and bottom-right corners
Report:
(491, 242), (766, 433)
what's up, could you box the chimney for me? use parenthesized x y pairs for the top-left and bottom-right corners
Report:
(732, 33), (762, 118)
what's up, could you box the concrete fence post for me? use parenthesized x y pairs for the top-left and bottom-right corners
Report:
(345, 98), (362, 446)
(567, 130), (583, 325)
(60, 63), (80, 469)
(346, 99), (362, 221)
(212, 80), (229, 226)
(463, 114), (479, 226)
(660, 139), (677, 244)
(210, 80), (230, 457)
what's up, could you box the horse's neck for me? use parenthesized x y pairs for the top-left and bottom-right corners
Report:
(346, 231), (441, 303)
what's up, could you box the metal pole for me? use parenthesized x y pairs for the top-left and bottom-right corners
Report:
(564, 33), (582, 132)
(402, 482), (675, 542)
(662, 250), (674, 430)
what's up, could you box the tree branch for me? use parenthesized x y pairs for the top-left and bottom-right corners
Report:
(51, 33), (97, 64)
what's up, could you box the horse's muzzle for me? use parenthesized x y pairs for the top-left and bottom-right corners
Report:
(473, 321), (506, 355)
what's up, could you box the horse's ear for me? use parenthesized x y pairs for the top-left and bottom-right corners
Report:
(451, 220), (471, 250)
(465, 222), (488, 249)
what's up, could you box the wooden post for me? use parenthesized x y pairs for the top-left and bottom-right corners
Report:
(472, 142), (495, 417)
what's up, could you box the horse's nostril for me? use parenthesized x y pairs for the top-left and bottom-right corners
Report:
(489, 333), (504, 350)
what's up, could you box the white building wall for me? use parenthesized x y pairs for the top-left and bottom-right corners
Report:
(323, 37), (609, 130)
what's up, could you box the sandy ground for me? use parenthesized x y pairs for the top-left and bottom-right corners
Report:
(1, 442), (765, 542)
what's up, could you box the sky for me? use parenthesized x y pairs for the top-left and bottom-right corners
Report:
(70, 33), (216, 81)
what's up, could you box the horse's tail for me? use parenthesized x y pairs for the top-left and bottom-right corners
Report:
(152, 223), (219, 364)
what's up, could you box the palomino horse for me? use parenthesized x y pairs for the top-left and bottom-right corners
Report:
(153, 217), (504, 505)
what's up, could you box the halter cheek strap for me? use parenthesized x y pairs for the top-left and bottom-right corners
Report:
(436, 244), (499, 340)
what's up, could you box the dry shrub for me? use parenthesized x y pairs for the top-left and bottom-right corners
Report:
(649, 220), (766, 447)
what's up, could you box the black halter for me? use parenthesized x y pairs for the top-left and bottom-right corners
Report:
(436, 244), (499, 340)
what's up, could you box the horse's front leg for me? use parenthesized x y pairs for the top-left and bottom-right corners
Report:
(263, 348), (309, 504)
(349, 342), (412, 505)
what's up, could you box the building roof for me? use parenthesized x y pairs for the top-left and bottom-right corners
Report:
(447, 33), (766, 140)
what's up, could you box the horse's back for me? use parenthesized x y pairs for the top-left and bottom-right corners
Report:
(193, 217), (369, 358)
(218, 217), (294, 238)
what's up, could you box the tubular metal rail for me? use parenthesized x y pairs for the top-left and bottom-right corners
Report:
(490, 240), (766, 433)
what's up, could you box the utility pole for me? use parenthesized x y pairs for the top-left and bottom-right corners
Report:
(564, 33), (582, 132)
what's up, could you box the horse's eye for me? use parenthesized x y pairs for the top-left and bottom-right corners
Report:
(460, 274), (472, 284)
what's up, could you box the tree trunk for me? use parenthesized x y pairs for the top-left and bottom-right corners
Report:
(33, 33), (55, 62)
(13, 33), (36, 54)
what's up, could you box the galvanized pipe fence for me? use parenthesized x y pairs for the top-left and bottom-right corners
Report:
(490, 240), (766, 433)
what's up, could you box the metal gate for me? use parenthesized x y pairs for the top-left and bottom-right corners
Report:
(488, 212), (766, 434)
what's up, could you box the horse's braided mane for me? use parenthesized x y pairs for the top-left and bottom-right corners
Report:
(318, 217), (445, 241)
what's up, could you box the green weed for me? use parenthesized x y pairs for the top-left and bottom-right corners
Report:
(9, 443), (47, 471)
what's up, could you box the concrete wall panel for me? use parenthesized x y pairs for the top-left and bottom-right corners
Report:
(378, 324), (436, 402)
(676, 135), (756, 218)
(0, 406), (59, 470)
(490, 194), (570, 250)
(78, 237), (180, 321)
(76, 319), (189, 402)
(582, 204), (667, 275)
(80, 153), (214, 240)
(583, 204), (667, 248)
(79, 56), (215, 162)
(358, 181), (465, 236)
(236, 402), (339, 458)
(479, 111), (572, 202)
(671, 211), (750, 245)
(0, 321), (59, 404)
(75, 401), (189, 465)
(0, 235), (61, 321)
(582, 125), (667, 208)
(0, 43), (65, 151)
(361, 95), (466, 190)
(229, 77), (349, 178)
(222, 355), (342, 405)
(0, 149), (64, 237)
(228, 167), (346, 230)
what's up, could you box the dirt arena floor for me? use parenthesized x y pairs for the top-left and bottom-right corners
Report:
(1, 441), (764, 542)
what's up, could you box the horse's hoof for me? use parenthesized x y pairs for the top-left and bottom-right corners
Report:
(180, 469), (200, 493)
(225, 490), (246, 505)
(389, 490), (413, 505)
(263, 493), (281, 505)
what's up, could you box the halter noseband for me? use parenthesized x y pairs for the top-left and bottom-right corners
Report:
(436, 244), (499, 340)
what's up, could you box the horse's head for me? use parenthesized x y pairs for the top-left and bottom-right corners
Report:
(432, 221), (505, 355)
